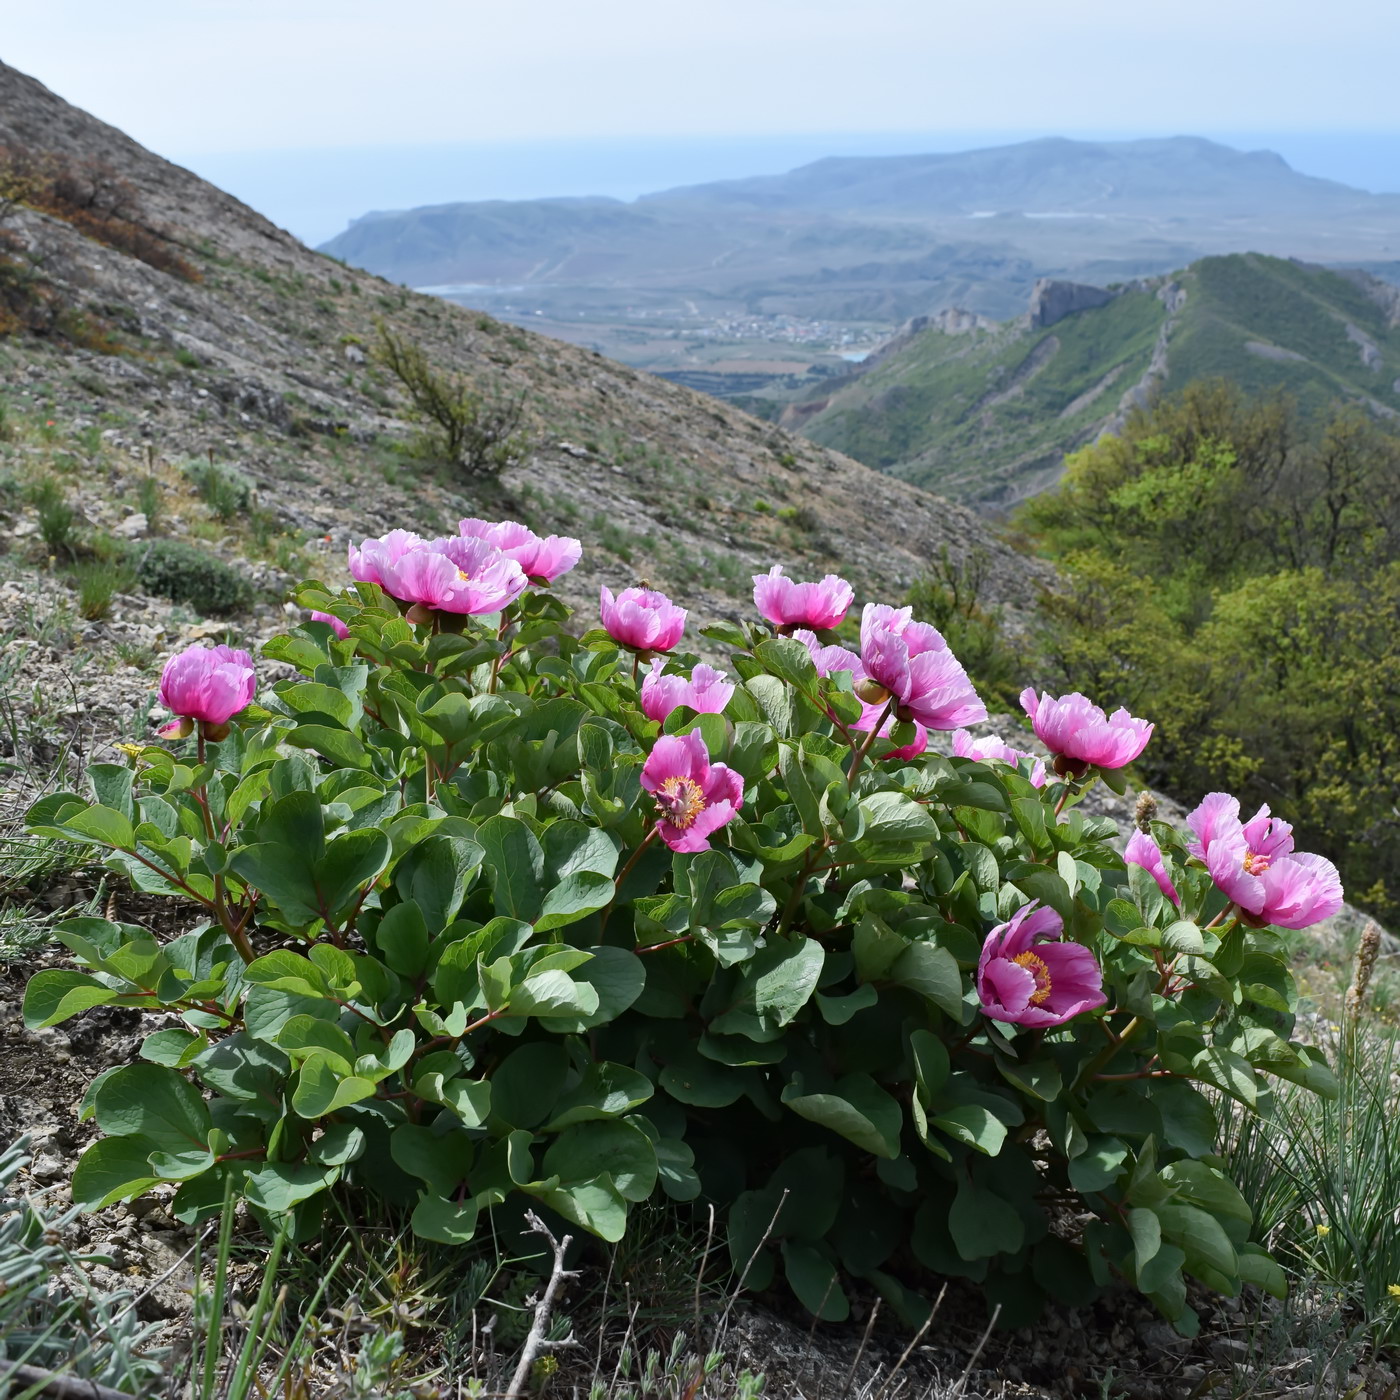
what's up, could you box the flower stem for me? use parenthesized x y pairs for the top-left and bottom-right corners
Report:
(599, 824), (659, 934)
(846, 699), (895, 785)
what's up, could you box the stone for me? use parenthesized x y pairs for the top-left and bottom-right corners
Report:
(1028, 278), (1118, 329)
(114, 512), (148, 538)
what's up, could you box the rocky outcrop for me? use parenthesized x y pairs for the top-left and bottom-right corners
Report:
(1027, 278), (1118, 329)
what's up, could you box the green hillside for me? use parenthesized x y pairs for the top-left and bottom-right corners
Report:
(792, 254), (1400, 511)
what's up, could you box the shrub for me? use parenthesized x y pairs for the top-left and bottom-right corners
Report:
(72, 555), (136, 620)
(1019, 384), (1400, 915)
(374, 323), (528, 478)
(184, 455), (254, 521)
(136, 473), (164, 531)
(0, 1135), (167, 1391)
(25, 537), (1337, 1339)
(131, 537), (253, 614)
(1223, 1019), (1400, 1345)
(29, 477), (78, 558)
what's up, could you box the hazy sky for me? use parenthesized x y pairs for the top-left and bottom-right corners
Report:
(9, 0), (1400, 153)
(7, 2), (1400, 244)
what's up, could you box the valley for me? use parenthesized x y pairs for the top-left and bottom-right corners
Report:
(319, 136), (1400, 413)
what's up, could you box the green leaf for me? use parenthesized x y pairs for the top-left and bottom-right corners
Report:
(411, 1193), (480, 1244)
(535, 871), (615, 931)
(491, 1043), (569, 1129)
(538, 946), (646, 1033)
(782, 1073), (902, 1158)
(476, 815), (546, 922)
(1127, 1207), (1162, 1278)
(1006, 865), (1072, 921)
(284, 724), (369, 769)
(1190, 1046), (1258, 1107)
(542, 1119), (658, 1203)
(1159, 1161), (1252, 1225)
(391, 1124), (475, 1194)
(1067, 1136), (1129, 1192)
(245, 1162), (337, 1212)
(71, 1136), (163, 1209)
(312, 828), (391, 921)
(755, 637), (821, 692)
(291, 1055), (377, 1118)
(375, 900), (430, 977)
(815, 985), (878, 1025)
(1161, 920), (1205, 957)
(782, 1241), (850, 1322)
(949, 1178), (1024, 1260)
(244, 950), (331, 999)
(23, 970), (121, 1029)
(276, 1015), (357, 1073)
(543, 1063), (654, 1131)
(93, 1065), (213, 1177)
(930, 1103), (1006, 1156)
(511, 967), (601, 1018)
(708, 935), (824, 1037)
(61, 804), (136, 850)
(1235, 1243), (1287, 1299)
(396, 836), (484, 930)
(889, 941), (965, 1019)
(1157, 1202), (1237, 1281)
(1152, 1079), (1218, 1157)
(140, 1028), (205, 1068)
(528, 1179), (628, 1242)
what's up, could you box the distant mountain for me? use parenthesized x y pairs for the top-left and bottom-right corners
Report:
(318, 137), (1400, 338)
(641, 136), (1373, 216)
(785, 254), (1400, 512)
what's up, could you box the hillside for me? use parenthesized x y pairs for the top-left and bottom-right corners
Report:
(316, 137), (1400, 389)
(787, 255), (1400, 511)
(0, 58), (1045, 720)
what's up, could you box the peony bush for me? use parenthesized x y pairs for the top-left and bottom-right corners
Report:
(24, 517), (1344, 1334)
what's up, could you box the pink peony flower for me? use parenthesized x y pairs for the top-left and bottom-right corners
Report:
(951, 729), (1048, 788)
(858, 603), (986, 731)
(792, 629), (862, 680)
(379, 535), (528, 616)
(599, 585), (687, 653)
(458, 518), (582, 583)
(309, 610), (350, 640)
(639, 730), (744, 853)
(347, 529), (424, 587)
(788, 629), (922, 757)
(977, 901), (1107, 1028)
(158, 643), (256, 739)
(639, 660), (734, 723)
(1186, 793), (1343, 929)
(1019, 689), (1152, 777)
(1124, 829), (1180, 907)
(753, 565), (854, 632)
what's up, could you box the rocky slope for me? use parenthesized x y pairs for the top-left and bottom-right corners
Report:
(786, 255), (1400, 512)
(0, 58), (1046, 619)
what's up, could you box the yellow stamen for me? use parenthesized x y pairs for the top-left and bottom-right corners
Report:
(656, 775), (706, 829)
(1242, 850), (1271, 875)
(1012, 950), (1053, 1005)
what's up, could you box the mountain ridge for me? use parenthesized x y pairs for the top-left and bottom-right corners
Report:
(315, 134), (1400, 377)
(786, 254), (1400, 511)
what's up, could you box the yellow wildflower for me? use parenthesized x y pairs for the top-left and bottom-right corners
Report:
(1316, 1224), (1330, 1237)
(1388, 1284), (1400, 1299)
